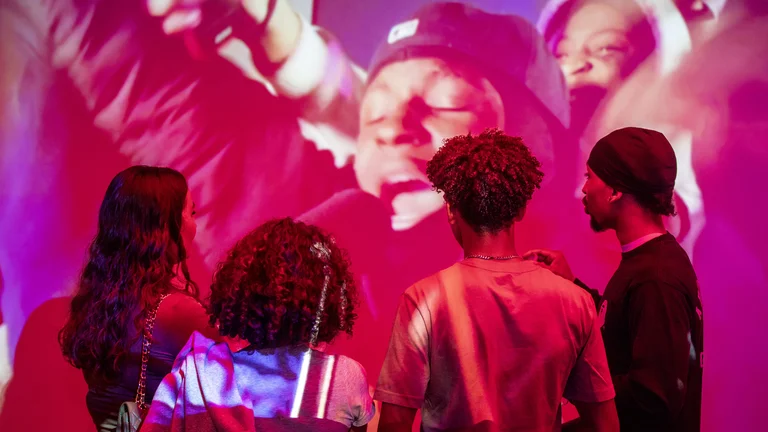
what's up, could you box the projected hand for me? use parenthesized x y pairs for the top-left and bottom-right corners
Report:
(146, 0), (301, 66)
(523, 249), (575, 282)
(146, 0), (285, 35)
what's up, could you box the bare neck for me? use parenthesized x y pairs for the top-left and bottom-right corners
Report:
(462, 227), (519, 258)
(614, 210), (666, 247)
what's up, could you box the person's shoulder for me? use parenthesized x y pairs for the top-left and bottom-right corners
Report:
(522, 264), (597, 310)
(334, 354), (367, 375)
(524, 262), (588, 292)
(160, 291), (205, 313)
(399, 262), (469, 305)
(633, 234), (691, 266)
(155, 291), (219, 341)
(326, 353), (371, 388)
(629, 236), (698, 290)
(165, 290), (202, 302)
(402, 266), (450, 297)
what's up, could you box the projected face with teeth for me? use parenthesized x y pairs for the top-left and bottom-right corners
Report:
(356, 57), (504, 231)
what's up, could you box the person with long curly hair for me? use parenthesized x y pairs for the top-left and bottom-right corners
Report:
(142, 217), (374, 432)
(59, 165), (220, 431)
(375, 129), (618, 432)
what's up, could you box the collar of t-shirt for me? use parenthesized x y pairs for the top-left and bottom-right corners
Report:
(461, 257), (540, 274)
(620, 232), (665, 253)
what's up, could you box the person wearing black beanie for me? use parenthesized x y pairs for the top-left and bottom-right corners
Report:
(527, 127), (704, 432)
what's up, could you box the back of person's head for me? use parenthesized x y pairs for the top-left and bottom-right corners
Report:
(588, 127), (677, 216)
(59, 165), (197, 385)
(208, 218), (357, 349)
(426, 128), (544, 234)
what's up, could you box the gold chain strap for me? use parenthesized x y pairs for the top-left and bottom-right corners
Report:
(135, 294), (170, 410)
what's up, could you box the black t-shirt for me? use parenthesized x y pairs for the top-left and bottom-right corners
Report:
(600, 233), (703, 432)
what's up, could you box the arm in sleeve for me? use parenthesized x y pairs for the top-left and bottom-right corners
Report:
(273, 22), (364, 166)
(141, 360), (183, 432)
(252, 16), (364, 166)
(53, 2), (354, 263)
(217, 7), (363, 166)
(374, 293), (431, 409)
(574, 278), (602, 310)
(564, 299), (616, 403)
(612, 282), (693, 426)
(342, 358), (376, 427)
(269, 18), (365, 126)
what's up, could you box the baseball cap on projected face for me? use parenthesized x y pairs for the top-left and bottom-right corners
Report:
(368, 2), (570, 132)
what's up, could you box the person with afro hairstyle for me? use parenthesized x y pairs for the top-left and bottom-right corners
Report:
(374, 128), (619, 432)
(142, 218), (375, 432)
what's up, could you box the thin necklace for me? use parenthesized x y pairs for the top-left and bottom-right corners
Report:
(465, 254), (519, 260)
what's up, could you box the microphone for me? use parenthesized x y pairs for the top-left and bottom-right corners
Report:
(182, 0), (241, 61)
(181, 0), (277, 61)
(569, 84), (608, 138)
(297, 189), (392, 271)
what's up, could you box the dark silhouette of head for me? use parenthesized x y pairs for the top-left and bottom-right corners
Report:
(582, 127), (677, 232)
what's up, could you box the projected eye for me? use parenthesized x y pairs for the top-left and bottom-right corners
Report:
(423, 80), (478, 112)
(552, 38), (573, 61)
(594, 45), (629, 59)
(553, 45), (573, 61)
(361, 91), (392, 124)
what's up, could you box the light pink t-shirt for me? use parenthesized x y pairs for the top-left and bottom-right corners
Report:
(374, 259), (615, 431)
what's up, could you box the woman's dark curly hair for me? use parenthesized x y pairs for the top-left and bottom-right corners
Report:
(59, 166), (198, 385)
(426, 128), (544, 233)
(208, 218), (357, 349)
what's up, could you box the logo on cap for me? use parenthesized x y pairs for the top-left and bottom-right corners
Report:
(388, 18), (419, 44)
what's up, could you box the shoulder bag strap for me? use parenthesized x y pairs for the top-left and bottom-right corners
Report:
(134, 293), (170, 410)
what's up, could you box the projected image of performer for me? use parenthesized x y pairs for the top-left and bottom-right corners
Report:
(294, 5), (587, 400)
(0, 0), (355, 367)
(537, 0), (710, 278)
(0, 0), (357, 426)
(538, 0), (657, 138)
(356, 2), (570, 240)
(179, 4), (572, 400)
